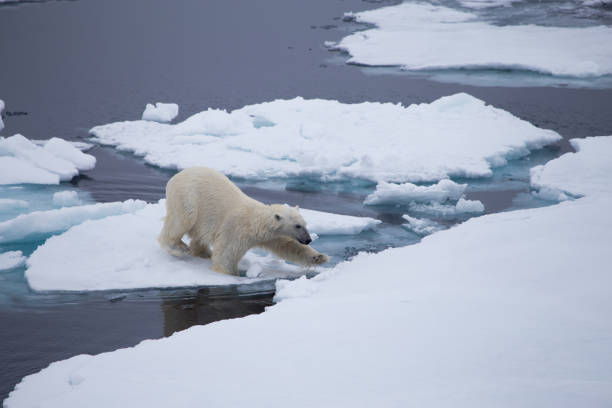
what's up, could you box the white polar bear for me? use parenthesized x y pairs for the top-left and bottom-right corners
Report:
(158, 167), (329, 275)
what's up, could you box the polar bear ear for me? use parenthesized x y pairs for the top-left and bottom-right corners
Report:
(275, 214), (282, 221)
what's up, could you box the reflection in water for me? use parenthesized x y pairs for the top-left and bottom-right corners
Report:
(161, 287), (274, 337)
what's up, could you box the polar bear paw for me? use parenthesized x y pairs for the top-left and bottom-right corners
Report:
(311, 253), (329, 265)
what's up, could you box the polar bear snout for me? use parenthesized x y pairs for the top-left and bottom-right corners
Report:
(298, 236), (312, 245)
(295, 227), (312, 245)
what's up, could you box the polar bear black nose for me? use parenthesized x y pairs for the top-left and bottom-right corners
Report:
(304, 238), (312, 245)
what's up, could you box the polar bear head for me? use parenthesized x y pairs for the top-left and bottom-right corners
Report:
(271, 204), (312, 245)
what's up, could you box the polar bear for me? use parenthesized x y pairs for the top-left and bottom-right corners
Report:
(158, 167), (329, 275)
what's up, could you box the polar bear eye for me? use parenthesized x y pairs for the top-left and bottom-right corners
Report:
(295, 224), (301, 229)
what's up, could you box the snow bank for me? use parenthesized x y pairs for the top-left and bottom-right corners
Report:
(364, 179), (466, 205)
(299, 208), (380, 235)
(91, 94), (560, 183)
(142, 102), (179, 123)
(0, 199), (145, 244)
(0, 135), (96, 185)
(24, 202), (374, 291)
(8, 173), (612, 406)
(401, 214), (445, 235)
(52, 191), (82, 207)
(0, 250), (25, 271)
(334, 3), (612, 77)
(530, 136), (612, 200)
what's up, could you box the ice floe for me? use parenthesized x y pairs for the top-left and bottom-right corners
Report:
(142, 102), (179, 123)
(52, 191), (82, 207)
(408, 198), (485, 218)
(333, 2), (612, 77)
(0, 251), (25, 271)
(531, 136), (612, 200)
(90, 94), (560, 183)
(0, 198), (28, 211)
(24, 201), (378, 291)
(364, 179), (466, 205)
(401, 214), (445, 235)
(8, 155), (612, 406)
(0, 199), (145, 244)
(0, 135), (96, 185)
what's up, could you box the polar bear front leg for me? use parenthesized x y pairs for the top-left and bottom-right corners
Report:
(260, 237), (329, 266)
(211, 233), (248, 276)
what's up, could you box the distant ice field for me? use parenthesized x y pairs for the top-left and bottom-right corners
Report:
(329, 1), (612, 87)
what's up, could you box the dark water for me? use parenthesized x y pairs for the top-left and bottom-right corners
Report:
(1, 0), (612, 402)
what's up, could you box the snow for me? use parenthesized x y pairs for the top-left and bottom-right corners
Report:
(90, 94), (560, 183)
(298, 208), (380, 235)
(52, 191), (82, 207)
(0, 250), (25, 271)
(23, 202), (377, 291)
(0, 199), (145, 244)
(401, 214), (445, 235)
(458, 0), (518, 8)
(0, 198), (28, 211)
(530, 136), (612, 200)
(364, 179), (466, 205)
(0, 135), (96, 185)
(334, 3), (612, 78)
(408, 198), (485, 218)
(8, 174), (612, 406)
(141, 102), (179, 123)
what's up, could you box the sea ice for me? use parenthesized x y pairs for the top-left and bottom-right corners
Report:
(364, 179), (466, 205)
(0, 199), (145, 244)
(0, 198), (28, 211)
(0, 135), (96, 185)
(141, 102), (179, 123)
(24, 202), (377, 291)
(8, 162), (612, 407)
(52, 191), (82, 207)
(408, 198), (485, 218)
(0, 250), (25, 271)
(90, 94), (560, 183)
(401, 214), (446, 236)
(530, 136), (612, 200)
(333, 3), (612, 77)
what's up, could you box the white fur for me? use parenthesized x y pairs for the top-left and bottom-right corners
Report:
(158, 167), (329, 275)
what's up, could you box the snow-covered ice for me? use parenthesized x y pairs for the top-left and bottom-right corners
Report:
(0, 251), (25, 271)
(0, 199), (145, 244)
(455, 197), (485, 213)
(401, 214), (446, 235)
(24, 201), (378, 291)
(52, 191), (82, 207)
(91, 94), (560, 183)
(141, 102), (179, 123)
(0, 135), (96, 185)
(8, 141), (612, 406)
(334, 3), (612, 77)
(530, 136), (612, 200)
(364, 179), (466, 205)
(408, 198), (485, 218)
(299, 208), (380, 235)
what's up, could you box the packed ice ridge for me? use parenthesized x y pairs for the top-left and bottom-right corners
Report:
(333, 3), (612, 77)
(142, 102), (179, 123)
(90, 93), (560, 183)
(0, 135), (96, 185)
(24, 201), (379, 291)
(401, 215), (446, 236)
(364, 179), (466, 205)
(8, 136), (612, 407)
